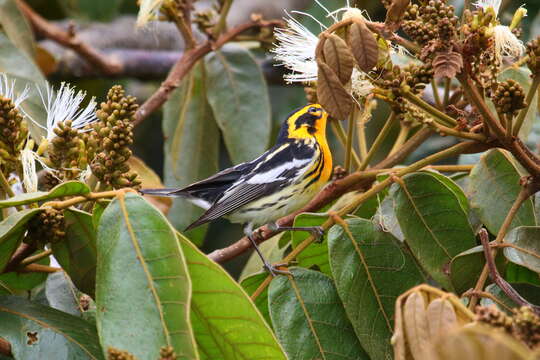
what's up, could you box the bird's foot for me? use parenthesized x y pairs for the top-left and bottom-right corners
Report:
(310, 226), (325, 243)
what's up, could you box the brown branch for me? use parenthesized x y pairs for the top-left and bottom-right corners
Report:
(208, 128), (435, 263)
(2, 243), (36, 273)
(16, 0), (122, 75)
(133, 19), (283, 126)
(479, 229), (540, 315)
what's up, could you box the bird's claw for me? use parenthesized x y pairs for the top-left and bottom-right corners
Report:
(311, 226), (325, 243)
(263, 262), (292, 277)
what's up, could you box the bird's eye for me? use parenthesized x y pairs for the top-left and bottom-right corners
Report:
(308, 106), (318, 113)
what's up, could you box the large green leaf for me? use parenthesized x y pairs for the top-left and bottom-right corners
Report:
(290, 213), (331, 276)
(163, 63), (219, 244)
(468, 149), (537, 234)
(95, 193), (197, 360)
(205, 43), (271, 164)
(483, 283), (540, 309)
(328, 218), (425, 360)
(503, 226), (540, 273)
(45, 271), (82, 317)
(390, 172), (477, 289)
(0, 33), (46, 140)
(0, 257), (49, 294)
(52, 209), (97, 297)
(505, 262), (540, 286)
(178, 233), (286, 360)
(0, 208), (42, 271)
(269, 267), (369, 360)
(0, 0), (35, 58)
(0, 181), (90, 209)
(240, 272), (272, 326)
(0, 296), (103, 359)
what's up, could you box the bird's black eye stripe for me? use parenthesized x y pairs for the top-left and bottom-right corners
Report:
(295, 113), (317, 130)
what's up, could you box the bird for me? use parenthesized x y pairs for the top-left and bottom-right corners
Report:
(141, 104), (332, 275)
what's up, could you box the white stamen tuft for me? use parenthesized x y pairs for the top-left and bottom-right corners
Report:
(0, 73), (29, 108)
(78, 165), (92, 183)
(272, 14), (319, 83)
(474, 0), (502, 15)
(351, 68), (374, 98)
(21, 149), (38, 193)
(36, 82), (98, 140)
(493, 25), (525, 62)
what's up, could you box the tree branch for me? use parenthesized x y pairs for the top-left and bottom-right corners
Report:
(16, 0), (122, 75)
(133, 18), (282, 126)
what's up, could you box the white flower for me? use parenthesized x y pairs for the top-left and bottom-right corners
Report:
(351, 68), (374, 98)
(272, 14), (320, 83)
(36, 82), (98, 140)
(474, 0), (525, 61)
(0, 73), (29, 108)
(20, 149), (57, 193)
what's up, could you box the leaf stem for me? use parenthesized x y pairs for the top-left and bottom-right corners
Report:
(356, 97), (373, 161)
(358, 112), (396, 171)
(512, 74), (540, 136)
(431, 79), (443, 109)
(426, 119), (487, 142)
(213, 0), (233, 37)
(19, 249), (53, 267)
(331, 121), (361, 168)
(0, 171), (15, 198)
(389, 124), (410, 155)
(402, 89), (457, 127)
(443, 78), (451, 106)
(344, 108), (356, 172)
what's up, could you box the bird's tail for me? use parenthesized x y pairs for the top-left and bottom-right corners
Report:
(139, 188), (186, 197)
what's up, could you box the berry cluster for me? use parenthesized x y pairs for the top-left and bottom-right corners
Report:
(48, 120), (86, 180)
(26, 208), (66, 246)
(493, 79), (527, 117)
(0, 97), (27, 174)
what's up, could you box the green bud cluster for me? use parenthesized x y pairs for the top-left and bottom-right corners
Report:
(513, 306), (540, 349)
(90, 85), (141, 189)
(107, 347), (138, 360)
(48, 120), (86, 180)
(526, 37), (540, 75)
(402, 0), (457, 46)
(26, 208), (66, 246)
(0, 97), (28, 174)
(493, 79), (527, 116)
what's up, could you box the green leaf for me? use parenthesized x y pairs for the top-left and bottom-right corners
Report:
(503, 226), (540, 273)
(0, 0), (35, 58)
(390, 172), (477, 289)
(468, 149), (537, 234)
(92, 200), (109, 230)
(205, 43), (271, 164)
(450, 245), (506, 295)
(373, 194), (404, 241)
(52, 209), (97, 297)
(269, 267), (369, 360)
(483, 283), (540, 309)
(328, 218), (425, 360)
(163, 63), (219, 244)
(240, 272), (271, 326)
(0, 33), (46, 140)
(57, 0), (123, 21)
(0, 208), (42, 271)
(45, 271), (82, 317)
(0, 250), (49, 293)
(96, 193), (197, 360)
(290, 213), (331, 275)
(0, 181), (90, 209)
(505, 262), (540, 286)
(178, 233), (286, 360)
(498, 67), (538, 138)
(0, 295), (103, 359)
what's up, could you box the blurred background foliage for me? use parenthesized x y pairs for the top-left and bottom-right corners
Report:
(20, 0), (540, 276)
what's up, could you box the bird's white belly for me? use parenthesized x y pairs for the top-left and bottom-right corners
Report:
(227, 182), (320, 227)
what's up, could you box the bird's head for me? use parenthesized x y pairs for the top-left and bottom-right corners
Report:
(278, 104), (329, 142)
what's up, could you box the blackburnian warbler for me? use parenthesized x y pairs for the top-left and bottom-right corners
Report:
(142, 104), (332, 275)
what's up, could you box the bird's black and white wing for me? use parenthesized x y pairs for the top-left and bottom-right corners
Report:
(185, 142), (316, 230)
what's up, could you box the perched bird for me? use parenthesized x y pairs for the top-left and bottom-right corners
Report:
(141, 104), (332, 275)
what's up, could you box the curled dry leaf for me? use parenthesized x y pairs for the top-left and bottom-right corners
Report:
(321, 34), (354, 85)
(316, 60), (352, 119)
(393, 284), (475, 360)
(127, 156), (172, 214)
(433, 51), (464, 79)
(385, 0), (411, 32)
(348, 21), (379, 73)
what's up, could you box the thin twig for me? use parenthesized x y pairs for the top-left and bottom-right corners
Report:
(389, 124), (410, 155)
(402, 89), (458, 127)
(133, 19), (282, 126)
(356, 96), (373, 161)
(443, 78), (451, 106)
(19, 249), (53, 267)
(358, 112), (396, 171)
(331, 120), (361, 167)
(213, 0), (233, 37)
(431, 79), (443, 109)
(479, 229), (540, 315)
(16, 0), (122, 75)
(462, 289), (514, 313)
(344, 108), (356, 172)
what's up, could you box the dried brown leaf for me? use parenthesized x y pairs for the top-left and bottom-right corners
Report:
(426, 299), (458, 341)
(348, 21), (378, 73)
(385, 0), (411, 32)
(403, 292), (432, 360)
(316, 60), (352, 119)
(433, 51), (463, 79)
(321, 34), (354, 85)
